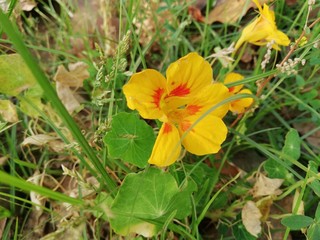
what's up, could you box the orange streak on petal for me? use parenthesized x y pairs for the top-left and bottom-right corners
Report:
(163, 122), (172, 134)
(152, 88), (165, 109)
(228, 86), (236, 93)
(169, 83), (190, 97)
(186, 105), (202, 115)
(180, 121), (192, 132)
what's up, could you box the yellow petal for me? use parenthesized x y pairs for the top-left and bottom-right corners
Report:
(230, 89), (254, 114)
(123, 69), (167, 119)
(179, 115), (227, 155)
(186, 83), (230, 118)
(235, 2), (290, 51)
(252, 0), (262, 12)
(148, 123), (181, 167)
(166, 52), (212, 99)
(223, 72), (244, 93)
(235, 17), (260, 50)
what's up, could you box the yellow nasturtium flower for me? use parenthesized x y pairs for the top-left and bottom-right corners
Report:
(224, 73), (254, 114)
(235, 0), (290, 51)
(123, 53), (230, 167)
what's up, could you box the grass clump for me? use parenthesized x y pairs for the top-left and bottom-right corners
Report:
(0, 0), (320, 239)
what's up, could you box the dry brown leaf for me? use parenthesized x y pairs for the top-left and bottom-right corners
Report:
(53, 62), (88, 114)
(292, 189), (305, 215)
(48, 140), (65, 152)
(0, 100), (18, 123)
(56, 81), (83, 114)
(207, 0), (270, 24)
(252, 173), (283, 198)
(53, 62), (89, 88)
(0, 155), (8, 166)
(242, 201), (262, 237)
(20, 0), (37, 11)
(0, 218), (7, 240)
(22, 134), (57, 146)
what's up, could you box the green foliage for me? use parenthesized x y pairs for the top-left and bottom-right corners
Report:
(282, 128), (301, 162)
(109, 167), (196, 237)
(104, 112), (156, 168)
(281, 215), (314, 230)
(0, 0), (319, 239)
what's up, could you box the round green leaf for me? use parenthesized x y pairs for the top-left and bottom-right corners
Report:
(264, 159), (288, 179)
(104, 112), (155, 168)
(281, 128), (301, 162)
(110, 168), (194, 237)
(281, 215), (314, 230)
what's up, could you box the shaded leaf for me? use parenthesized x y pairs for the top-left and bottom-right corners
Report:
(281, 215), (313, 230)
(104, 112), (155, 168)
(232, 220), (256, 240)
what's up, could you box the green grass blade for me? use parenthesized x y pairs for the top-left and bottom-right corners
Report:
(0, 9), (116, 193)
(0, 171), (84, 205)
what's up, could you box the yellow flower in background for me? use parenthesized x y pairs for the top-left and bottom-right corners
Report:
(224, 73), (254, 114)
(235, 0), (290, 51)
(123, 53), (230, 167)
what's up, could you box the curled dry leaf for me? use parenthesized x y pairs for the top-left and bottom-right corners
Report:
(207, 0), (270, 24)
(54, 62), (89, 88)
(20, 0), (37, 11)
(0, 155), (8, 166)
(22, 134), (57, 146)
(242, 200), (262, 237)
(0, 100), (18, 122)
(252, 173), (284, 198)
(53, 62), (89, 113)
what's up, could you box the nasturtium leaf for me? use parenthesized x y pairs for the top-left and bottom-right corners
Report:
(315, 203), (320, 220)
(110, 168), (195, 237)
(232, 220), (256, 240)
(104, 112), (155, 168)
(0, 54), (39, 96)
(281, 215), (314, 230)
(310, 180), (320, 198)
(281, 128), (301, 162)
(264, 159), (288, 179)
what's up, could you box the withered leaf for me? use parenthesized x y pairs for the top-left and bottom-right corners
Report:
(0, 100), (18, 123)
(22, 134), (57, 146)
(207, 0), (270, 24)
(242, 201), (262, 237)
(252, 174), (283, 198)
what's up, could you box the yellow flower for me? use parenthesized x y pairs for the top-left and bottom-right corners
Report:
(123, 53), (230, 167)
(224, 73), (254, 114)
(235, 0), (290, 51)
